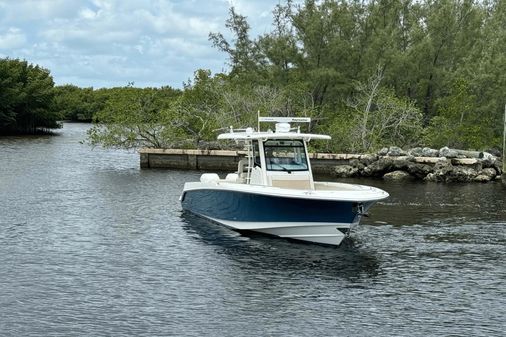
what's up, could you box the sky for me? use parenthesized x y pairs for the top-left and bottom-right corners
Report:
(0, 0), (282, 88)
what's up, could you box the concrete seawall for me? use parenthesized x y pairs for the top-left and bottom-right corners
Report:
(139, 148), (503, 183)
(139, 148), (368, 173)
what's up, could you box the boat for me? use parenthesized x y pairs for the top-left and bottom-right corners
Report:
(180, 116), (389, 246)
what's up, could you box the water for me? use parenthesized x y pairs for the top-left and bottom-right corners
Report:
(0, 123), (505, 337)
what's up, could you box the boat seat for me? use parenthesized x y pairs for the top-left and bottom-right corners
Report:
(225, 173), (239, 182)
(271, 179), (311, 190)
(200, 173), (220, 184)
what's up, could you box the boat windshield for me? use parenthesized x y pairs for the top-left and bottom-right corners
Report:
(264, 139), (308, 172)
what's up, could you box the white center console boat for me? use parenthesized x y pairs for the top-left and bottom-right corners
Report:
(180, 117), (389, 245)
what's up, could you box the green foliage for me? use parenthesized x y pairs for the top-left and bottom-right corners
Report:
(332, 68), (423, 153)
(0, 58), (60, 134)
(87, 86), (181, 148)
(53, 85), (106, 121)
(206, 0), (505, 152)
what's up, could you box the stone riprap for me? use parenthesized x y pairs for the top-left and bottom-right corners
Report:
(332, 146), (502, 183)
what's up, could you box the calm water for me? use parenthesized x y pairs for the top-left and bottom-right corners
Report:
(0, 123), (505, 337)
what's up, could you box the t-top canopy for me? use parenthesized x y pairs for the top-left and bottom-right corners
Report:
(217, 131), (331, 141)
(258, 116), (311, 123)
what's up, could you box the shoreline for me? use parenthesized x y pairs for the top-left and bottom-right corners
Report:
(139, 146), (503, 183)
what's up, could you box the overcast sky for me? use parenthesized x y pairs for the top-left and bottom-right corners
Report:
(0, 0), (282, 88)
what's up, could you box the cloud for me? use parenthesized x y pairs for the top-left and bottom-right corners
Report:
(0, 27), (26, 49)
(0, 0), (280, 88)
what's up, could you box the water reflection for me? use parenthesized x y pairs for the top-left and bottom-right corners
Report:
(180, 211), (381, 281)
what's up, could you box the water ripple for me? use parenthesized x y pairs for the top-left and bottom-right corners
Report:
(0, 123), (504, 336)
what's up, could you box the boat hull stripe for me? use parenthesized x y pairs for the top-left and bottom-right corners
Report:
(181, 189), (359, 224)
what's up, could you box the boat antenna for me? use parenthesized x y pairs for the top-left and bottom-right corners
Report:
(257, 110), (260, 132)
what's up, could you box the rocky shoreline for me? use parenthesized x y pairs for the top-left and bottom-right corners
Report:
(331, 146), (503, 183)
(139, 146), (503, 183)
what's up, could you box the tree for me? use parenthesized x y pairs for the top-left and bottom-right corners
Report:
(209, 7), (262, 82)
(328, 66), (422, 153)
(52, 85), (107, 122)
(87, 86), (181, 148)
(0, 58), (59, 134)
(89, 0), (506, 152)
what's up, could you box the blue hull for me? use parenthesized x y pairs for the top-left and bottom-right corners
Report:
(181, 188), (359, 225)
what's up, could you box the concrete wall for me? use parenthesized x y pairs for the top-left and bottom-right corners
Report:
(140, 148), (243, 171)
(139, 148), (364, 174)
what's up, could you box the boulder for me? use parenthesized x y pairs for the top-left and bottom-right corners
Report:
(358, 154), (378, 166)
(426, 160), (454, 182)
(378, 147), (389, 156)
(383, 170), (413, 181)
(446, 166), (478, 182)
(333, 165), (359, 178)
(474, 174), (493, 183)
(479, 167), (497, 179)
(451, 158), (483, 172)
(407, 162), (434, 179)
(391, 157), (413, 171)
(409, 147), (424, 157)
(386, 146), (406, 157)
(362, 157), (395, 177)
(492, 159), (503, 174)
(454, 149), (482, 158)
(424, 173), (437, 182)
(439, 146), (459, 158)
(484, 148), (501, 157)
(479, 151), (495, 161)
(480, 152), (498, 169)
(349, 159), (365, 171)
(421, 147), (439, 157)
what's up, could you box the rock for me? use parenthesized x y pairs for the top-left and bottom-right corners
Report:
(479, 151), (495, 161)
(378, 147), (389, 156)
(333, 165), (359, 178)
(359, 154), (378, 166)
(407, 162), (434, 179)
(454, 149), (482, 158)
(387, 146), (406, 157)
(425, 160), (453, 182)
(451, 158), (483, 172)
(424, 173), (437, 182)
(383, 170), (412, 181)
(480, 167), (497, 179)
(421, 147), (439, 157)
(362, 157), (395, 177)
(492, 159), (503, 174)
(479, 152), (497, 169)
(446, 166), (478, 182)
(439, 146), (459, 158)
(485, 148), (501, 157)
(414, 157), (447, 164)
(390, 157), (413, 172)
(408, 147), (424, 157)
(349, 159), (365, 171)
(452, 158), (479, 165)
(474, 174), (493, 183)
